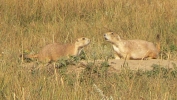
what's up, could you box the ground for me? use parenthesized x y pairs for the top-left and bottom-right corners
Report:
(22, 59), (177, 73)
(107, 59), (177, 71)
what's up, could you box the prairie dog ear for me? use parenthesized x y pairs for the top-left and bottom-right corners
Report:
(76, 39), (79, 42)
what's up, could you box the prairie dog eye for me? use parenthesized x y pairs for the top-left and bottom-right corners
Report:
(111, 32), (114, 35)
(82, 38), (85, 40)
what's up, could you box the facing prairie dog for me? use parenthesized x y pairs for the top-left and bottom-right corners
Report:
(104, 32), (160, 60)
(25, 37), (90, 62)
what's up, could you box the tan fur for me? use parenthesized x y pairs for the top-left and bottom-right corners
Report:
(25, 37), (90, 62)
(104, 32), (160, 60)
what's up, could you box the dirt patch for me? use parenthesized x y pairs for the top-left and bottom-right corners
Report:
(81, 59), (177, 71)
(107, 59), (177, 71)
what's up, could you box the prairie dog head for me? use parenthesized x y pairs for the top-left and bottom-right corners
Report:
(104, 32), (121, 44)
(75, 37), (90, 48)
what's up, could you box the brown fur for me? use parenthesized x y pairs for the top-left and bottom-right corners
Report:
(104, 32), (160, 60)
(24, 37), (90, 62)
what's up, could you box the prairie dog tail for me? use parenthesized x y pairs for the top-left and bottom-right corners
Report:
(20, 54), (38, 59)
(156, 34), (160, 52)
(25, 54), (38, 58)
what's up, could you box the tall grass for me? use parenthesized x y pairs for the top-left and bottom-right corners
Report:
(1, 0), (177, 59)
(0, 0), (177, 99)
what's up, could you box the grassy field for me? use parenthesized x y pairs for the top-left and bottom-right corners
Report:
(0, 0), (177, 99)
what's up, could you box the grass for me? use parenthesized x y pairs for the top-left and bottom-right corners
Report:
(0, 0), (177, 99)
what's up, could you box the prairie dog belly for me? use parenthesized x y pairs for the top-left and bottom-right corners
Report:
(130, 49), (151, 59)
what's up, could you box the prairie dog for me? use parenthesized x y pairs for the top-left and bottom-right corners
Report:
(104, 32), (160, 60)
(25, 37), (90, 62)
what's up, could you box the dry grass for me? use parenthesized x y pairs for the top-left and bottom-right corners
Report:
(0, 0), (177, 99)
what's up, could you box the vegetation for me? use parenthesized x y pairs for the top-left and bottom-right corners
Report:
(0, 0), (177, 99)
